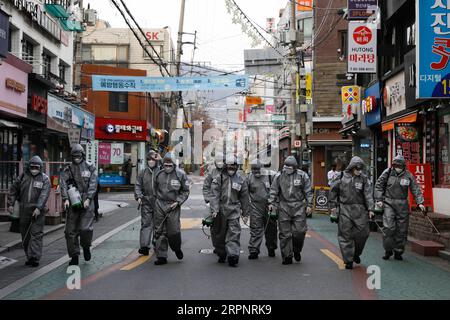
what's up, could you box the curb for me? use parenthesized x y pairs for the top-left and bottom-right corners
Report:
(0, 224), (65, 255)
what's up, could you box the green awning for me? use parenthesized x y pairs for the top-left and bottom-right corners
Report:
(59, 19), (85, 32)
(45, 4), (70, 19)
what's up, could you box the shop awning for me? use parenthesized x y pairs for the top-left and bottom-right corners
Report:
(59, 19), (85, 32)
(0, 120), (20, 128)
(381, 112), (417, 132)
(44, 4), (70, 19)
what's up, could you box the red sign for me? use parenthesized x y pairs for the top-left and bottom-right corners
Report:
(145, 31), (160, 41)
(353, 26), (372, 45)
(31, 95), (48, 114)
(408, 163), (434, 211)
(95, 118), (148, 141)
(98, 143), (111, 165)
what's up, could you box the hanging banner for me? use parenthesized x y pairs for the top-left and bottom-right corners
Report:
(348, 21), (377, 73)
(92, 75), (249, 92)
(313, 187), (330, 213)
(348, 0), (378, 20)
(341, 86), (361, 123)
(297, 0), (313, 12)
(416, 0), (450, 99)
(408, 163), (434, 211)
(394, 123), (421, 164)
(98, 142), (111, 165)
(110, 143), (124, 165)
(68, 128), (81, 147)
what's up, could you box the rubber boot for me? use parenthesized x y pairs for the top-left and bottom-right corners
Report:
(345, 262), (353, 270)
(248, 253), (258, 260)
(138, 247), (150, 256)
(69, 255), (79, 266)
(382, 250), (393, 260)
(394, 252), (403, 261)
(175, 250), (184, 260)
(294, 252), (301, 262)
(282, 257), (293, 265)
(354, 255), (361, 264)
(268, 249), (276, 257)
(154, 257), (168, 265)
(83, 247), (91, 261)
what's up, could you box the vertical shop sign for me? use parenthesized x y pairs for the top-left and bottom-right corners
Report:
(395, 123), (421, 164)
(408, 163), (434, 210)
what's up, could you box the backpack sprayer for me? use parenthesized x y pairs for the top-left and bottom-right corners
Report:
(202, 215), (214, 239)
(151, 204), (178, 246)
(67, 166), (83, 211)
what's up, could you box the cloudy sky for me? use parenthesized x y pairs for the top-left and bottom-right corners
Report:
(86, 0), (289, 71)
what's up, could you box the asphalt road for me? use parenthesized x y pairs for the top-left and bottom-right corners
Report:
(2, 176), (450, 300)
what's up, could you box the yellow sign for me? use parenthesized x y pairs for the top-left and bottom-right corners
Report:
(245, 96), (263, 105)
(341, 86), (360, 104)
(306, 73), (312, 102)
(297, 0), (313, 11)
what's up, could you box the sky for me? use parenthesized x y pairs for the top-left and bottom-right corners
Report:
(86, 0), (289, 72)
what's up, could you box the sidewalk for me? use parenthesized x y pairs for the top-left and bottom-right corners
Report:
(0, 200), (129, 254)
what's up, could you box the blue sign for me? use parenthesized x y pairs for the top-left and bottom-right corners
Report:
(364, 82), (381, 126)
(417, 0), (450, 99)
(0, 10), (9, 58)
(92, 75), (249, 93)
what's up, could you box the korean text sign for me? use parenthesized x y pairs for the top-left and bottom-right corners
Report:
(408, 163), (434, 210)
(395, 123), (421, 164)
(92, 75), (249, 93)
(417, 0), (450, 98)
(348, 21), (377, 73)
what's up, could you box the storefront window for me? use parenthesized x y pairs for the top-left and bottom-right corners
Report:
(437, 110), (450, 187)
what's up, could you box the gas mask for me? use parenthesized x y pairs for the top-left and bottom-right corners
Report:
(215, 162), (224, 169)
(148, 160), (156, 168)
(164, 164), (174, 174)
(227, 165), (238, 176)
(283, 166), (294, 175)
(394, 167), (404, 174)
(253, 171), (261, 178)
(72, 154), (83, 164)
(353, 167), (363, 176)
(30, 166), (40, 176)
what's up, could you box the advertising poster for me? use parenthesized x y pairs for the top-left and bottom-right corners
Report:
(394, 123), (421, 164)
(110, 143), (124, 165)
(408, 163), (434, 210)
(98, 142), (111, 165)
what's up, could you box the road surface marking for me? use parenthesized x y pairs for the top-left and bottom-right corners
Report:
(120, 254), (153, 271)
(0, 216), (141, 299)
(181, 218), (203, 229)
(320, 249), (345, 270)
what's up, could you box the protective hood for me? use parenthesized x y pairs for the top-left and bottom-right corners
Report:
(393, 155), (406, 168)
(146, 150), (157, 160)
(71, 144), (85, 157)
(251, 161), (262, 171)
(284, 156), (298, 168)
(345, 156), (366, 172)
(29, 156), (43, 172)
(163, 152), (175, 164)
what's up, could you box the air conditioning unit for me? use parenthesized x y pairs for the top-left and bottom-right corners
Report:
(286, 31), (304, 45)
(84, 9), (97, 26)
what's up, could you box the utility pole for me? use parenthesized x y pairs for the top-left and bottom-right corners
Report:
(169, 0), (186, 139)
(289, 0), (298, 159)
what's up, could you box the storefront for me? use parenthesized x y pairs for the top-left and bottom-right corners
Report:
(363, 82), (386, 179)
(95, 118), (148, 186)
(381, 70), (423, 167)
(46, 93), (95, 176)
(308, 119), (352, 187)
(0, 54), (30, 213)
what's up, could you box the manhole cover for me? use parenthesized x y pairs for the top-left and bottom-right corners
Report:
(0, 256), (17, 269)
